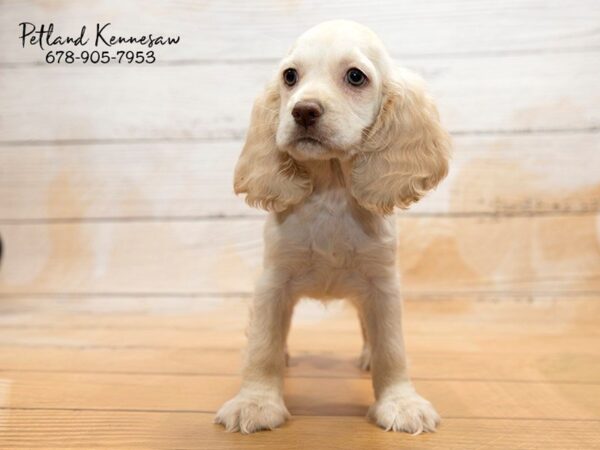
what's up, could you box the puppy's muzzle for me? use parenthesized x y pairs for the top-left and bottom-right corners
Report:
(292, 100), (324, 128)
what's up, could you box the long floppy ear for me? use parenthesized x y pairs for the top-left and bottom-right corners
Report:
(233, 81), (312, 212)
(350, 69), (450, 214)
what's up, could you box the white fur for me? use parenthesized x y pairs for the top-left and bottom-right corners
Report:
(216, 20), (449, 434)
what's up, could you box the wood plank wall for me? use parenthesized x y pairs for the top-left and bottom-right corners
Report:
(0, 0), (599, 300)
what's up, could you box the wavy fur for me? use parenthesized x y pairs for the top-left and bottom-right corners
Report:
(233, 82), (312, 212)
(351, 70), (450, 214)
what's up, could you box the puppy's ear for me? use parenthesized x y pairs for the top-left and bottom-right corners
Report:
(350, 69), (450, 214)
(234, 81), (312, 212)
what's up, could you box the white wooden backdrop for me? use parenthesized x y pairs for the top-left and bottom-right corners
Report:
(0, 0), (599, 299)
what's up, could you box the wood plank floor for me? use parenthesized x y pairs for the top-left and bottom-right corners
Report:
(0, 296), (598, 449)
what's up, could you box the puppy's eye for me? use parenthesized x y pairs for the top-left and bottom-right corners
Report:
(283, 68), (298, 86)
(346, 68), (367, 86)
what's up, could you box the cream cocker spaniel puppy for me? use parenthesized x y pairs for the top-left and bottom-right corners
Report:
(215, 20), (450, 434)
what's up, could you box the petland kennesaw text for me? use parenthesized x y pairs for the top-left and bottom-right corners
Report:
(19, 22), (181, 49)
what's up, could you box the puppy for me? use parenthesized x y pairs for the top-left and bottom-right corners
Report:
(215, 20), (450, 434)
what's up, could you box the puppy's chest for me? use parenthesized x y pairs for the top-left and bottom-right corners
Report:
(297, 190), (365, 267)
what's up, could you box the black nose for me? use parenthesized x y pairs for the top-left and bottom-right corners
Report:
(292, 101), (323, 128)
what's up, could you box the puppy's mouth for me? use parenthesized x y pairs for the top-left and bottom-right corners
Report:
(295, 136), (323, 146)
(287, 134), (347, 161)
(291, 129), (329, 148)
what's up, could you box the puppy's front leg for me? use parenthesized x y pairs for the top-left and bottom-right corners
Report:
(358, 277), (440, 433)
(215, 270), (294, 433)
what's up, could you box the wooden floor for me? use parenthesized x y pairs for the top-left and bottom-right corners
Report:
(0, 295), (598, 449)
(1, 0), (600, 448)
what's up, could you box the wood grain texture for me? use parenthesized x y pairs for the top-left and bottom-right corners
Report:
(2, 0), (600, 64)
(1, 214), (599, 295)
(0, 297), (598, 383)
(0, 299), (598, 354)
(0, 296), (598, 449)
(1, 52), (599, 143)
(2, 370), (599, 419)
(2, 411), (598, 450)
(2, 346), (599, 383)
(1, 317), (597, 354)
(1, 132), (599, 220)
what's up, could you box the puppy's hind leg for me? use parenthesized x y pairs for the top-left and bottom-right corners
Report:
(357, 309), (372, 371)
(215, 270), (296, 433)
(283, 303), (295, 367)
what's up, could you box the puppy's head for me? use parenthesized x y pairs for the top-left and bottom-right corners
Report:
(234, 20), (450, 214)
(275, 20), (386, 161)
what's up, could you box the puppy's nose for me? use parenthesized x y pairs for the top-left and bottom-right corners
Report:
(292, 101), (323, 128)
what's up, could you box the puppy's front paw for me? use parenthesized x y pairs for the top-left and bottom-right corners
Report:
(368, 386), (440, 434)
(214, 391), (290, 434)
